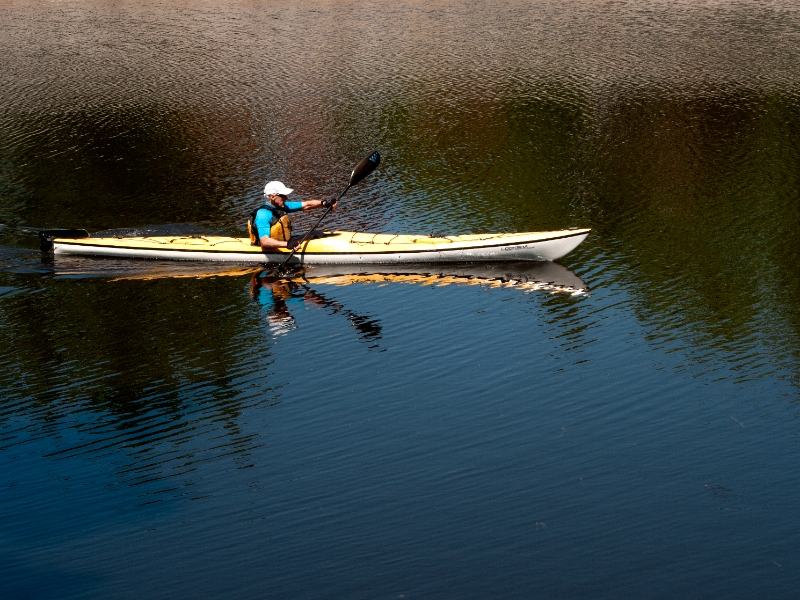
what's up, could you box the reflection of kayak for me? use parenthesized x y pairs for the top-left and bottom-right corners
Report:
(50, 257), (589, 295)
(51, 229), (590, 264)
(299, 261), (589, 294)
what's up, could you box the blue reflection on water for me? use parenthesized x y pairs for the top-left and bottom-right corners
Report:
(1, 263), (798, 598)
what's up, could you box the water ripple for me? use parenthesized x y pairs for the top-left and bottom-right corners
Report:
(3, 1), (800, 597)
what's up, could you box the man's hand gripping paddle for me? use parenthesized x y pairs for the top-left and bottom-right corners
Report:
(271, 150), (381, 276)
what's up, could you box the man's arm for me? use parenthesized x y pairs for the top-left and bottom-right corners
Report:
(259, 235), (291, 251)
(299, 199), (336, 211)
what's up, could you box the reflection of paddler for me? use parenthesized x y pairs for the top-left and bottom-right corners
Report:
(249, 271), (304, 334)
(247, 181), (335, 252)
(249, 270), (382, 343)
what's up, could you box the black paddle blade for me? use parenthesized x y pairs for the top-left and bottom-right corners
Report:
(348, 151), (381, 187)
(39, 229), (89, 252)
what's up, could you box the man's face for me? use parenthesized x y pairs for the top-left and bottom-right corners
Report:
(269, 193), (287, 208)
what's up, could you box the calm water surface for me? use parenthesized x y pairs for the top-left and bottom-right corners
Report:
(2, 0), (800, 597)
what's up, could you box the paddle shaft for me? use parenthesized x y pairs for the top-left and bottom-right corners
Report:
(271, 184), (350, 275)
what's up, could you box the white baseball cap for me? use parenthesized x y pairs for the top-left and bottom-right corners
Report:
(264, 181), (293, 196)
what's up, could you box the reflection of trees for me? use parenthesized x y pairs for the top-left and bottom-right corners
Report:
(0, 267), (387, 495)
(0, 104), (259, 232)
(587, 91), (800, 381)
(380, 84), (800, 383)
(0, 275), (277, 477)
(575, 89), (800, 383)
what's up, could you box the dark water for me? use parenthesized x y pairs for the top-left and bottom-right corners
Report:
(2, 0), (800, 597)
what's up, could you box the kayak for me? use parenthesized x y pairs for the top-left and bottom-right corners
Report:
(50, 228), (590, 264)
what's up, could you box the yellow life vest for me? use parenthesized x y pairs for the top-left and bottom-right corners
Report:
(270, 215), (292, 242)
(248, 206), (293, 245)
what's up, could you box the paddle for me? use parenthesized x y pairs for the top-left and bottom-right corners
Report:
(1, 222), (90, 252)
(271, 150), (381, 276)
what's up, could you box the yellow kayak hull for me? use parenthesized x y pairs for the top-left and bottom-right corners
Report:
(52, 229), (590, 264)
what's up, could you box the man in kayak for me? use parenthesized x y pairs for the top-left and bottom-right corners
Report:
(248, 181), (335, 251)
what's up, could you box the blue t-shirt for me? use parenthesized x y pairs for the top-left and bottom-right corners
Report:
(253, 274), (305, 335)
(254, 202), (303, 238)
(254, 277), (304, 308)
